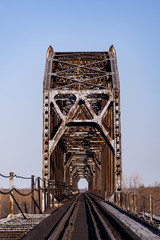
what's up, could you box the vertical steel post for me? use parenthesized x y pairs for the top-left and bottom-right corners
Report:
(48, 181), (51, 209)
(127, 192), (130, 211)
(150, 195), (153, 222)
(9, 172), (14, 218)
(105, 191), (107, 201)
(44, 179), (47, 211)
(50, 182), (53, 208)
(142, 194), (145, 218)
(52, 182), (55, 207)
(124, 193), (127, 210)
(31, 175), (35, 214)
(37, 177), (41, 212)
(120, 192), (123, 208)
(132, 193), (134, 213)
(135, 194), (137, 215)
(116, 192), (118, 206)
(114, 192), (116, 205)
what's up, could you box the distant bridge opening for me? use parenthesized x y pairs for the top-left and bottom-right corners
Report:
(78, 178), (88, 190)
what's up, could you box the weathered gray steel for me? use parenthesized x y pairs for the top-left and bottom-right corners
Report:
(42, 45), (122, 195)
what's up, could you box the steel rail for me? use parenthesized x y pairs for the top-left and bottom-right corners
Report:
(84, 193), (116, 240)
(47, 194), (80, 240)
(22, 195), (79, 240)
(86, 193), (142, 240)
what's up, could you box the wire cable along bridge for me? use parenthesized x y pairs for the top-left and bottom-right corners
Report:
(0, 46), (160, 240)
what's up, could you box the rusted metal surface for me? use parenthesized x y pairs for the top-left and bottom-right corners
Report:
(42, 46), (122, 196)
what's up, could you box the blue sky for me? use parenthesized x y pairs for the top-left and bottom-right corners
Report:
(0, 0), (160, 188)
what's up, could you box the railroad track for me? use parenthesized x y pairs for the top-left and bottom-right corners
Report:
(23, 193), (142, 240)
(22, 193), (160, 240)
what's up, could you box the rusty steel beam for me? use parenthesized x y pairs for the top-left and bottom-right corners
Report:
(42, 45), (122, 196)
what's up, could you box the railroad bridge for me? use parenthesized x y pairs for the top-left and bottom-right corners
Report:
(1, 46), (160, 240)
(42, 45), (122, 196)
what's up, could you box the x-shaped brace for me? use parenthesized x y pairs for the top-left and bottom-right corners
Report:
(49, 89), (114, 155)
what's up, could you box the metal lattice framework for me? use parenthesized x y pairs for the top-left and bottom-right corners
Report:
(43, 45), (122, 195)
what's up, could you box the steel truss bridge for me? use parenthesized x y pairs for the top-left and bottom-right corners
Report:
(43, 45), (122, 196)
(1, 46), (160, 240)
